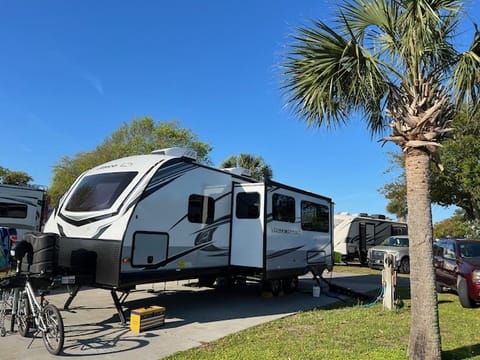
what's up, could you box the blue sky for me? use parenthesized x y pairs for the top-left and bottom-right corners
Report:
(1, 1), (478, 223)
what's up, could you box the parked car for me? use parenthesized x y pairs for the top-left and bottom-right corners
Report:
(367, 235), (410, 274)
(433, 238), (480, 308)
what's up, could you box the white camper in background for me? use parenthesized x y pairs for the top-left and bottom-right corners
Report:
(0, 184), (49, 251)
(44, 148), (333, 305)
(333, 212), (407, 264)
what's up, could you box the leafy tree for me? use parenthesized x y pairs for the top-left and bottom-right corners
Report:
(379, 152), (407, 221)
(431, 108), (480, 220)
(383, 108), (480, 222)
(380, 180), (407, 222)
(433, 209), (478, 239)
(220, 153), (273, 181)
(48, 117), (212, 206)
(0, 166), (33, 186)
(282, 1), (480, 358)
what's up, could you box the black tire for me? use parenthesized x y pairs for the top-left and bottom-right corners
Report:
(268, 279), (282, 296)
(399, 257), (410, 274)
(457, 277), (474, 308)
(282, 277), (299, 294)
(198, 276), (216, 288)
(42, 304), (64, 355)
(16, 293), (30, 337)
(359, 251), (368, 266)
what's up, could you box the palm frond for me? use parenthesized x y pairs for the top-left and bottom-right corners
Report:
(451, 26), (480, 107)
(283, 20), (392, 133)
(281, 0), (478, 142)
(339, 0), (395, 35)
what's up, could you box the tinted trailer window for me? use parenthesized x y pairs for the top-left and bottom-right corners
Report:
(301, 201), (329, 232)
(0, 203), (27, 218)
(65, 172), (137, 212)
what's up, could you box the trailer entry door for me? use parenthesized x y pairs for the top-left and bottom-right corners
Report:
(230, 183), (264, 268)
(359, 222), (375, 265)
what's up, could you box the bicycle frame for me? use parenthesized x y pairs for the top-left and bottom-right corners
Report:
(5, 240), (65, 355)
(21, 278), (48, 333)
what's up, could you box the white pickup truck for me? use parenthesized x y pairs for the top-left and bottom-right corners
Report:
(367, 235), (410, 274)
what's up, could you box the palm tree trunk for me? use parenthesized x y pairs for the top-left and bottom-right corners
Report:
(405, 149), (442, 359)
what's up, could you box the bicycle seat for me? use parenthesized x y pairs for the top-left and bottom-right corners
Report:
(11, 240), (33, 265)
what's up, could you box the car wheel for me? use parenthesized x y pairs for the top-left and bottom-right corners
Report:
(457, 276), (474, 308)
(399, 257), (410, 274)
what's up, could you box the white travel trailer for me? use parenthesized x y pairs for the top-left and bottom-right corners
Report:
(0, 184), (49, 251)
(333, 212), (407, 264)
(43, 148), (333, 308)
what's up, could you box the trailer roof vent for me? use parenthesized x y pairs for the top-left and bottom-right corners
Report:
(221, 167), (252, 177)
(151, 147), (197, 160)
(371, 214), (386, 220)
(358, 213), (369, 217)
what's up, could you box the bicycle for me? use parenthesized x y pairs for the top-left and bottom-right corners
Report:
(0, 240), (64, 355)
(0, 286), (14, 337)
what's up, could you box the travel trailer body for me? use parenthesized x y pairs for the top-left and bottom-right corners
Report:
(0, 184), (48, 253)
(333, 212), (407, 264)
(44, 148), (334, 292)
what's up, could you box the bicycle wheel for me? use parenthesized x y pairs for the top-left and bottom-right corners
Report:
(16, 292), (30, 337)
(0, 289), (9, 337)
(41, 303), (64, 355)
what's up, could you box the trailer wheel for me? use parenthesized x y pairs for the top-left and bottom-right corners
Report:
(282, 277), (298, 294)
(266, 279), (282, 296)
(359, 251), (367, 266)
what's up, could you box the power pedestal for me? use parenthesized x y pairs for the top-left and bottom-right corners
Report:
(382, 253), (397, 310)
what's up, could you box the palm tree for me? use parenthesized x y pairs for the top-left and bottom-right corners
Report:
(282, 1), (479, 359)
(220, 153), (273, 181)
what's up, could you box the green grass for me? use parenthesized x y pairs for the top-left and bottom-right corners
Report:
(165, 271), (480, 360)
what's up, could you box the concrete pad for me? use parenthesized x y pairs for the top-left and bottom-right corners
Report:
(0, 271), (405, 359)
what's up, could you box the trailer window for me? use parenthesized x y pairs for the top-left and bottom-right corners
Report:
(272, 194), (295, 223)
(236, 192), (260, 219)
(392, 226), (407, 235)
(0, 203), (27, 219)
(65, 172), (137, 212)
(301, 201), (329, 232)
(188, 194), (214, 224)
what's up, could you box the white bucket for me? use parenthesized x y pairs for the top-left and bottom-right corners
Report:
(313, 285), (321, 297)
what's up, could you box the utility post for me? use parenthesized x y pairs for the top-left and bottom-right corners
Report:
(382, 253), (396, 310)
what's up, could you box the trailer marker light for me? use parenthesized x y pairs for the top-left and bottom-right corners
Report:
(123, 257), (131, 263)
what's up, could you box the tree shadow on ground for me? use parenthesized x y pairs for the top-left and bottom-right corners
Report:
(443, 344), (480, 360)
